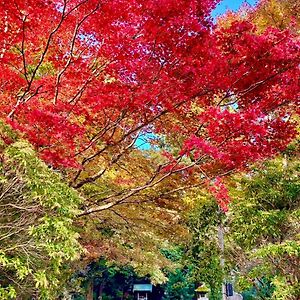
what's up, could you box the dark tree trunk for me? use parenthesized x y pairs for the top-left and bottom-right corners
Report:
(87, 280), (94, 300)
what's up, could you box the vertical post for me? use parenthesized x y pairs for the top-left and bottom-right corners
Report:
(86, 279), (94, 300)
(218, 220), (227, 300)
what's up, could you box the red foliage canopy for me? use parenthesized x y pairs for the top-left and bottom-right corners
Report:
(0, 0), (299, 186)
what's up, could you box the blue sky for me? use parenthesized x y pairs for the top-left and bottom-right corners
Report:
(212, 0), (258, 18)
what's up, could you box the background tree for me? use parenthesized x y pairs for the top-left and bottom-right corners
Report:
(0, 122), (82, 299)
(218, 0), (300, 32)
(73, 259), (137, 300)
(185, 144), (300, 300)
(227, 144), (300, 299)
(249, 0), (300, 32)
(161, 247), (195, 300)
(185, 191), (224, 300)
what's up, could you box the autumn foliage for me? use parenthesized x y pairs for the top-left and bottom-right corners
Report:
(0, 0), (299, 259)
(0, 0), (298, 162)
(0, 0), (299, 298)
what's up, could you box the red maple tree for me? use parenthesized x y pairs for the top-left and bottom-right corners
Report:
(0, 0), (299, 210)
